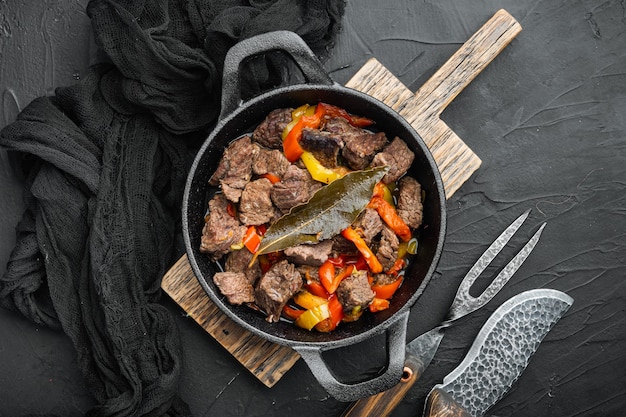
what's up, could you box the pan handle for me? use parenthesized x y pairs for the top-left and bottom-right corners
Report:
(219, 31), (334, 121)
(293, 311), (409, 402)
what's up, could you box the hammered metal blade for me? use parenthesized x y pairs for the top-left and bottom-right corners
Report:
(406, 326), (445, 368)
(432, 289), (573, 417)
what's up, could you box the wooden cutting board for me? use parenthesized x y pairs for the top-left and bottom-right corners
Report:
(161, 9), (521, 388)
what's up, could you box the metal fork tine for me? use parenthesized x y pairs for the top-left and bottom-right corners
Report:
(447, 219), (546, 322)
(455, 209), (531, 293)
(404, 211), (546, 373)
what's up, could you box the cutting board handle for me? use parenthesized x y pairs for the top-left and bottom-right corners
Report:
(415, 9), (522, 117)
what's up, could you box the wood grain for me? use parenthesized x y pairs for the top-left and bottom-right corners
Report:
(341, 354), (426, 417)
(346, 9), (521, 198)
(423, 388), (473, 417)
(161, 9), (520, 388)
(161, 255), (300, 387)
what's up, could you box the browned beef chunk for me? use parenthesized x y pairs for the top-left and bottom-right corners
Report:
(213, 272), (255, 305)
(209, 136), (260, 202)
(354, 208), (383, 245)
(396, 176), (423, 229)
(372, 273), (399, 287)
(337, 270), (375, 312)
(200, 194), (247, 260)
(322, 117), (387, 170)
(252, 147), (291, 179)
(225, 249), (261, 285)
(270, 165), (322, 212)
(376, 225), (399, 272)
(220, 180), (246, 204)
(343, 131), (387, 171)
(252, 108), (293, 149)
(299, 128), (344, 168)
(330, 234), (359, 256)
(284, 239), (334, 267)
(298, 265), (321, 285)
(321, 116), (351, 135)
(238, 178), (274, 226)
(255, 260), (303, 322)
(370, 137), (415, 184)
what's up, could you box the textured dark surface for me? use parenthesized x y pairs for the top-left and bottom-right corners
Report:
(1, 1), (625, 416)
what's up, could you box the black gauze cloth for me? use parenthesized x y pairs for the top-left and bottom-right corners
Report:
(0, 0), (345, 415)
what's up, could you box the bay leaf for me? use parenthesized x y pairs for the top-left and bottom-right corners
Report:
(255, 166), (389, 256)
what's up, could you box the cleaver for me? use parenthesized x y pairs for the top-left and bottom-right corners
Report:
(422, 288), (573, 417)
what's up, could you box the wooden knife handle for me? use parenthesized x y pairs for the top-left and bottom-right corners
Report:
(341, 354), (425, 417)
(423, 388), (472, 417)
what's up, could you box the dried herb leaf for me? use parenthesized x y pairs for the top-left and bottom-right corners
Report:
(256, 166), (389, 256)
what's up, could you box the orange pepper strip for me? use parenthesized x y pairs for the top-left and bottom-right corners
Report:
(372, 181), (387, 199)
(341, 227), (383, 274)
(305, 282), (330, 299)
(349, 115), (375, 128)
(317, 102), (374, 127)
(369, 297), (390, 313)
(283, 305), (304, 320)
(242, 226), (262, 254)
(226, 202), (237, 218)
(283, 114), (321, 162)
(318, 260), (336, 293)
(372, 276), (403, 300)
(386, 258), (406, 276)
(261, 173), (281, 184)
(320, 262), (355, 295)
(368, 196), (412, 242)
(313, 317), (334, 333)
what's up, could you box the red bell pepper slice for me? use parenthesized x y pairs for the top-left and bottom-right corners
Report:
(305, 282), (329, 299)
(349, 115), (376, 127)
(226, 202), (237, 218)
(341, 227), (383, 274)
(242, 226), (262, 254)
(353, 255), (369, 271)
(385, 258), (406, 276)
(261, 173), (281, 184)
(327, 256), (347, 267)
(372, 276), (403, 300)
(327, 254), (369, 271)
(282, 305), (304, 320)
(319, 260), (355, 294)
(318, 260), (336, 293)
(316, 102), (374, 127)
(368, 196), (412, 242)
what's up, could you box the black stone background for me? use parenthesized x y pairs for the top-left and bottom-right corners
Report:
(1, 1), (624, 416)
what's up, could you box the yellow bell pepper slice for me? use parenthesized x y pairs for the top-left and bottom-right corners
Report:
(301, 151), (348, 184)
(282, 104), (316, 140)
(293, 290), (328, 310)
(295, 302), (331, 330)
